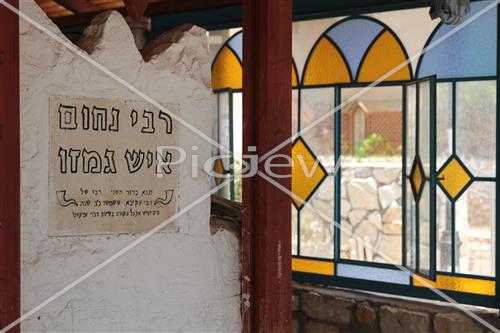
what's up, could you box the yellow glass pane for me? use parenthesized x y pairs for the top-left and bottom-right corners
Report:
(438, 157), (472, 199)
(292, 258), (334, 275)
(412, 162), (423, 195)
(358, 31), (411, 82)
(292, 63), (299, 87)
(413, 274), (495, 296)
(213, 158), (225, 185)
(292, 138), (327, 208)
(410, 157), (424, 199)
(211, 46), (242, 90)
(303, 37), (351, 86)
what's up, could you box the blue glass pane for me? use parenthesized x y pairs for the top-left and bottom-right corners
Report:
(418, 1), (497, 79)
(227, 31), (243, 62)
(337, 263), (410, 284)
(327, 18), (384, 78)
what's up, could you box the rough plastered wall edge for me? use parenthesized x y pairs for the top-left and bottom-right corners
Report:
(19, 1), (241, 331)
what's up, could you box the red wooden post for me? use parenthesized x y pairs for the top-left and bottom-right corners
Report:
(242, 0), (292, 332)
(0, 0), (20, 332)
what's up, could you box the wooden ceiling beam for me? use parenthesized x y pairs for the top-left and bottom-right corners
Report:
(54, 0), (100, 13)
(123, 0), (148, 21)
(143, 0), (240, 17)
(52, 0), (241, 27)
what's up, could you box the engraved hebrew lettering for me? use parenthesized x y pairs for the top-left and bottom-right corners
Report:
(92, 106), (107, 131)
(103, 149), (117, 174)
(82, 148), (103, 174)
(141, 110), (155, 134)
(124, 149), (145, 173)
(159, 110), (173, 134)
(108, 107), (120, 131)
(49, 96), (179, 235)
(58, 104), (77, 130)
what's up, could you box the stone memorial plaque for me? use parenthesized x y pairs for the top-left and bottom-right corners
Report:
(48, 95), (179, 235)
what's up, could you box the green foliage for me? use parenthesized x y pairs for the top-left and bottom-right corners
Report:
(355, 133), (388, 158)
(233, 159), (243, 202)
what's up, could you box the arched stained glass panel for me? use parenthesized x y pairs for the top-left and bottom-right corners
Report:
(417, 0), (497, 79)
(303, 37), (351, 86)
(227, 31), (243, 62)
(358, 31), (412, 82)
(304, 17), (412, 85)
(211, 46), (243, 90)
(292, 62), (299, 87)
(211, 31), (299, 90)
(327, 18), (384, 78)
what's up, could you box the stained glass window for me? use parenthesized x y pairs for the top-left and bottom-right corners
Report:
(211, 1), (499, 307)
(417, 1), (497, 79)
(303, 17), (412, 86)
(211, 31), (300, 201)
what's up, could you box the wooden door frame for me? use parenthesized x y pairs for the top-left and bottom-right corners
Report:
(0, 0), (20, 332)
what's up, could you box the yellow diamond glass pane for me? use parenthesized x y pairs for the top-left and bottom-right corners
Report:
(303, 37), (351, 86)
(292, 63), (299, 87)
(211, 46), (242, 90)
(292, 139), (327, 208)
(438, 158), (471, 199)
(358, 31), (411, 82)
(213, 158), (225, 185)
(413, 274), (495, 296)
(292, 258), (334, 275)
(411, 160), (423, 197)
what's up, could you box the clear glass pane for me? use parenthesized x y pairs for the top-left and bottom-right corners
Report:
(418, 81), (430, 177)
(353, 110), (366, 148)
(218, 92), (231, 152)
(455, 181), (495, 276)
(341, 167), (403, 264)
(342, 86), (403, 159)
(301, 88), (335, 172)
(406, 179), (417, 269)
(232, 93), (243, 202)
(339, 86), (403, 264)
(456, 81), (496, 177)
(436, 187), (452, 272)
(212, 95), (220, 157)
(419, 182), (431, 274)
(217, 92), (231, 199)
(218, 165), (231, 199)
(406, 84), (416, 172)
(436, 83), (453, 168)
(300, 176), (334, 259)
(337, 263), (410, 285)
(292, 204), (298, 255)
(232, 93), (243, 160)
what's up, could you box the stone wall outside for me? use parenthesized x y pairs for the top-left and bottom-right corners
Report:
(293, 283), (500, 333)
(304, 159), (495, 273)
(341, 162), (403, 264)
(302, 161), (403, 264)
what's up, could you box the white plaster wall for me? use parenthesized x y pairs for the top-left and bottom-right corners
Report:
(20, 1), (241, 331)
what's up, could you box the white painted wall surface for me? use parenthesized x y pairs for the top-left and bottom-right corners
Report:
(20, 1), (241, 331)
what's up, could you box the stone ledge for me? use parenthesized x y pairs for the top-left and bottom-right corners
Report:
(209, 195), (241, 238)
(302, 291), (355, 325)
(293, 282), (500, 333)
